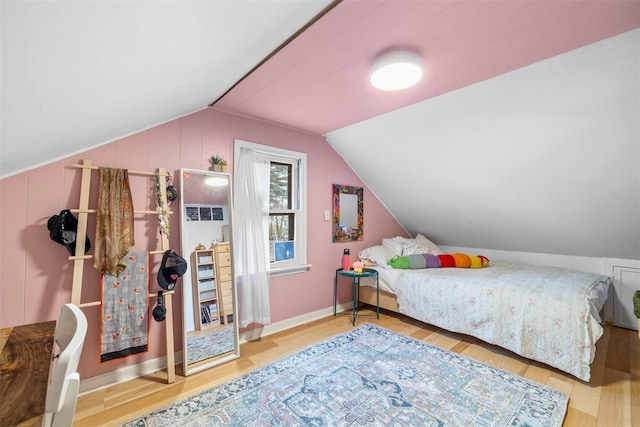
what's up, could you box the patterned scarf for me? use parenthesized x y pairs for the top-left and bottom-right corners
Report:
(100, 251), (149, 362)
(94, 167), (135, 276)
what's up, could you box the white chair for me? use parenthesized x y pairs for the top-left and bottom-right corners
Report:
(42, 304), (88, 427)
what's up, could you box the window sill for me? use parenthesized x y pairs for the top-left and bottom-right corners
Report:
(269, 264), (312, 277)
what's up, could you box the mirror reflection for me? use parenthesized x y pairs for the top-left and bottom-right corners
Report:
(332, 184), (364, 242)
(180, 168), (239, 375)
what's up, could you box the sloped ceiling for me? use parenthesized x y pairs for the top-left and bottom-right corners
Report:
(326, 29), (640, 260)
(215, 0), (640, 135)
(4, 0), (639, 179)
(0, 0), (333, 178)
(2, 1), (639, 259)
(215, 0), (639, 260)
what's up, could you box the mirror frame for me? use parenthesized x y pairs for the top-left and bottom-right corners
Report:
(179, 168), (240, 375)
(332, 184), (364, 242)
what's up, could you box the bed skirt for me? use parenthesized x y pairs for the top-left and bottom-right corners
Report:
(359, 286), (399, 312)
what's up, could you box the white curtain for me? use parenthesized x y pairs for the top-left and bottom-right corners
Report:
(233, 147), (271, 327)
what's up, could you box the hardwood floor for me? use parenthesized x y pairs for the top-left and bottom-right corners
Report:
(74, 308), (640, 426)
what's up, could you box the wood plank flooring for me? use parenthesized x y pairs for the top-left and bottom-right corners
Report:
(74, 309), (640, 426)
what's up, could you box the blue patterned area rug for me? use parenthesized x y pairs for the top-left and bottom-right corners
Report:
(123, 324), (568, 427)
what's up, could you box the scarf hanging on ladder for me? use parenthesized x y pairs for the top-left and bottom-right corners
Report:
(100, 252), (149, 362)
(94, 167), (135, 276)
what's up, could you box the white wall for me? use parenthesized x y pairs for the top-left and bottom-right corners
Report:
(327, 29), (640, 261)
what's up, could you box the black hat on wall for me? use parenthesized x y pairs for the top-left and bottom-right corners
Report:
(157, 250), (187, 290)
(47, 209), (91, 255)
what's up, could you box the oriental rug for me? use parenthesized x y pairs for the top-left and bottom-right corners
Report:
(186, 326), (235, 365)
(123, 324), (568, 427)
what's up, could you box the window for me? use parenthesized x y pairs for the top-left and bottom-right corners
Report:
(269, 161), (295, 262)
(234, 140), (308, 276)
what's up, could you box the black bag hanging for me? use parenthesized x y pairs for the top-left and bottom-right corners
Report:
(47, 209), (91, 255)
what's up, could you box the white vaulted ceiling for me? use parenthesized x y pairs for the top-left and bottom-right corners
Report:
(3, 1), (638, 178)
(2, 1), (639, 259)
(1, 0), (333, 177)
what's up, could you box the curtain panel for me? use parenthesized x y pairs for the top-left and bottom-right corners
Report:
(233, 148), (271, 327)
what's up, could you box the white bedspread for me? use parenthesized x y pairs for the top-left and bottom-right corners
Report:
(370, 261), (610, 381)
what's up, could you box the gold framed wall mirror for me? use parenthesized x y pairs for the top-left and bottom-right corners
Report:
(332, 184), (364, 242)
(179, 168), (239, 375)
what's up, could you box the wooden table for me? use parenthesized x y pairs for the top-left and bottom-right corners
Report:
(0, 321), (56, 426)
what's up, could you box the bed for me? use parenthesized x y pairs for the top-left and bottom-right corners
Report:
(356, 236), (611, 382)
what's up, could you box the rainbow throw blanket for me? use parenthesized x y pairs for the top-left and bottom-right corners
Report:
(388, 253), (490, 269)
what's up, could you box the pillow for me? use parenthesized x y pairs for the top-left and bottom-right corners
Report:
(414, 233), (444, 255)
(381, 238), (403, 257)
(400, 239), (431, 256)
(384, 236), (439, 256)
(452, 253), (471, 268)
(389, 253), (440, 269)
(388, 254), (425, 269)
(469, 255), (488, 269)
(389, 253), (490, 269)
(438, 254), (456, 267)
(358, 245), (395, 269)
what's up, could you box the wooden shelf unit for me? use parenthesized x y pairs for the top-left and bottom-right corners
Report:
(191, 243), (234, 330)
(191, 249), (221, 329)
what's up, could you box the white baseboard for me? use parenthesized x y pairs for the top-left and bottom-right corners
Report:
(79, 351), (181, 395)
(79, 304), (350, 395)
(238, 304), (351, 343)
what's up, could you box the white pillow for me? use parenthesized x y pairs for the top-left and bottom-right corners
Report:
(401, 241), (432, 256)
(382, 235), (442, 256)
(414, 233), (444, 255)
(358, 245), (395, 269)
(384, 236), (423, 256)
(381, 235), (443, 257)
(397, 237), (432, 256)
(381, 238), (403, 257)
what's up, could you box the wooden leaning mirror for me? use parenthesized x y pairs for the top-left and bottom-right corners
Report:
(332, 184), (364, 242)
(179, 168), (239, 375)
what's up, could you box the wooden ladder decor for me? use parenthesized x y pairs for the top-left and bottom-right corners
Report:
(69, 158), (175, 384)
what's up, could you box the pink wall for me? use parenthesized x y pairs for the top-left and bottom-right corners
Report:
(0, 107), (407, 381)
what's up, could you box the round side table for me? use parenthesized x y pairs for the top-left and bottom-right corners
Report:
(334, 268), (380, 325)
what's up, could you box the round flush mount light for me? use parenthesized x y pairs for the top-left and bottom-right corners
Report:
(205, 176), (228, 187)
(369, 50), (424, 91)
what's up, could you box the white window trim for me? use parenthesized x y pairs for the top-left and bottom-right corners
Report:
(234, 139), (310, 277)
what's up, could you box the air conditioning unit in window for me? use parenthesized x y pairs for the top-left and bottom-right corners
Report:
(271, 241), (295, 262)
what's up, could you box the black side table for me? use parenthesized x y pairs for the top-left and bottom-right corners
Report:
(334, 268), (380, 325)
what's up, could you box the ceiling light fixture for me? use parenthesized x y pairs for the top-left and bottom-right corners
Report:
(369, 50), (424, 91)
(205, 176), (228, 187)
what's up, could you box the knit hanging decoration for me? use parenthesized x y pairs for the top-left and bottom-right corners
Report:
(154, 173), (170, 237)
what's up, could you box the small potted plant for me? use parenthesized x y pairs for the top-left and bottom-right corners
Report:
(208, 154), (225, 172)
(220, 159), (228, 172)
